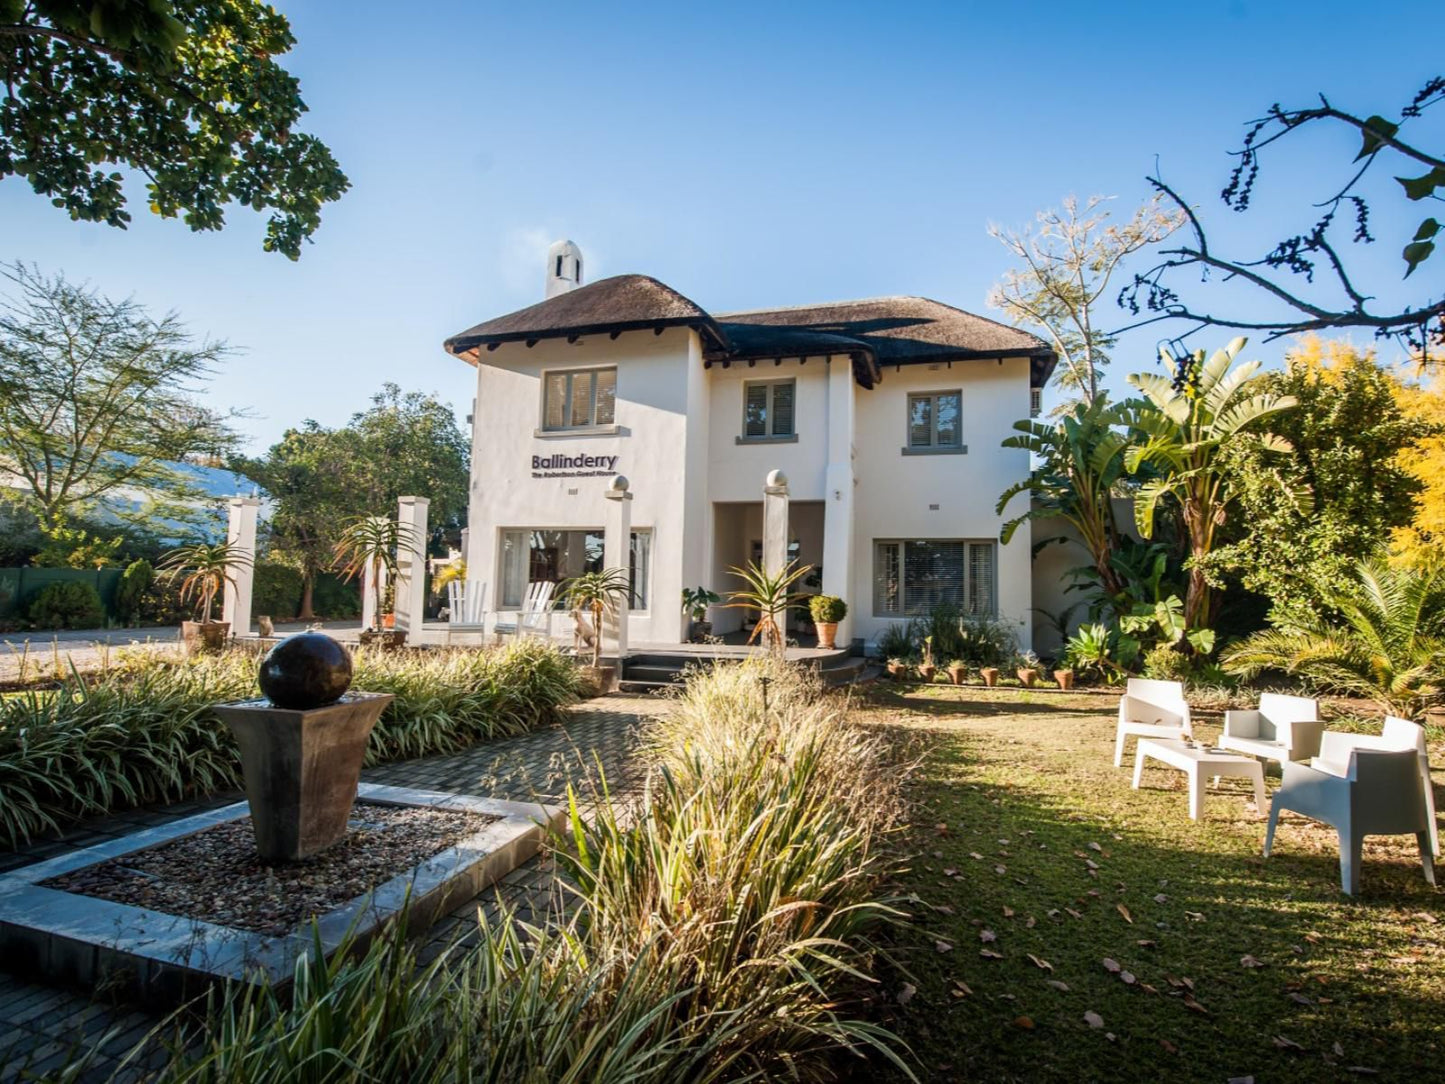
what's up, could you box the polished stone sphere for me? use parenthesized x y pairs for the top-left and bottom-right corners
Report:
(258, 632), (353, 710)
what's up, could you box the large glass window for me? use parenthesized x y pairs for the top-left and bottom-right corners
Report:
(542, 368), (616, 431)
(500, 527), (650, 611)
(873, 539), (995, 615)
(742, 379), (796, 440)
(907, 391), (962, 450)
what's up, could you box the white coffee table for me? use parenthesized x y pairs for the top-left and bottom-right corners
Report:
(1132, 738), (1268, 821)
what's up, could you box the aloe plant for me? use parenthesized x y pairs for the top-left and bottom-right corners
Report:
(561, 567), (632, 668)
(332, 517), (421, 631)
(158, 540), (253, 624)
(724, 560), (813, 655)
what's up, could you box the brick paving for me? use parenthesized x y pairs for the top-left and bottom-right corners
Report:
(0, 694), (663, 1082)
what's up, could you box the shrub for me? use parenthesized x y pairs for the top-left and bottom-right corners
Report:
(251, 562), (303, 621)
(26, 580), (105, 629)
(114, 559), (154, 624)
(874, 621), (913, 660)
(809, 593), (847, 624)
(1143, 642), (1191, 683)
(954, 609), (1017, 668)
(312, 572), (362, 618)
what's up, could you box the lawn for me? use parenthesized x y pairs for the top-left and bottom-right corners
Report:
(858, 683), (1444, 1084)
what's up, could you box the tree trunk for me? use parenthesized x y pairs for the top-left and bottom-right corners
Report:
(298, 569), (316, 620)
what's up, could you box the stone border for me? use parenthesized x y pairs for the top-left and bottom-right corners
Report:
(0, 784), (564, 1005)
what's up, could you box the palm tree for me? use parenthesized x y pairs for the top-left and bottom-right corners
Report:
(724, 560), (813, 655)
(332, 517), (421, 632)
(560, 568), (632, 668)
(1223, 553), (1445, 719)
(997, 397), (1130, 602)
(1126, 337), (1302, 631)
(158, 540), (253, 625)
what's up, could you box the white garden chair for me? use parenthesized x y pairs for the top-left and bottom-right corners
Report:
(1306, 717), (1439, 857)
(1114, 678), (1192, 768)
(445, 580), (487, 645)
(1264, 743), (1436, 895)
(494, 581), (556, 641)
(1219, 692), (1323, 765)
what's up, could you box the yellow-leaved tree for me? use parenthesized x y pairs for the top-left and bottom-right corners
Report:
(1393, 365), (1445, 564)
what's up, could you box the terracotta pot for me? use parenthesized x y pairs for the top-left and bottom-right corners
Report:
(980, 667), (1000, 688)
(1054, 668), (1075, 690)
(887, 662), (908, 681)
(381, 613), (396, 629)
(1017, 668), (1038, 687)
(580, 664), (617, 696)
(948, 665), (967, 685)
(359, 629), (407, 649)
(815, 621), (838, 650)
(917, 664), (936, 683)
(181, 620), (229, 655)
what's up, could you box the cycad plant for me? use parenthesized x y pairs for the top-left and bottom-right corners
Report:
(724, 560), (813, 655)
(1126, 337), (1302, 631)
(158, 540), (253, 624)
(332, 517), (421, 631)
(560, 567), (632, 668)
(1222, 553), (1445, 719)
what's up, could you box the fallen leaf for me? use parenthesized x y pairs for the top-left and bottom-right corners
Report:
(1288, 992), (1313, 1006)
(943, 867), (958, 877)
(1046, 979), (1070, 991)
(1304, 931), (1322, 944)
(1160, 1039), (1178, 1054)
(1047, 908), (1061, 918)
(1102, 958), (1122, 973)
(1066, 907), (1084, 919)
(953, 978), (973, 996)
(934, 939), (954, 954)
(935, 822), (948, 833)
(980, 929), (997, 943)
(1184, 911), (1205, 922)
(1333, 1042), (1345, 1057)
(932, 903), (956, 915)
(1013, 1015), (1035, 1029)
(1227, 1077), (1255, 1084)
(1137, 939), (1158, 948)
(1027, 954), (1053, 972)
(1154, 893), (1168, 903)
(1026, 916), (1037, 929)
(1120, 971), (1137, 985)
(1413, 911), (1438, 925)
(980, 949), (1004, 959)
(1083, 1010), (1104, 1029)
(1273, 1035), (1304, 1050)
(1088, 841), (1103, 852)
(1002, 905), (1015, 918)
(896, 983), (916, 1006)
(1345, 1068), (1379, 1076)
(1116, 903), (1134, 924)
(1085, 858), (1100, 870)
(1240, 954), (1265, 968)
(1183, 995), (1209, 1014)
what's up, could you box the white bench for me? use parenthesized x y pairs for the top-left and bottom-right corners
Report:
(1132, 738), (1267, 821)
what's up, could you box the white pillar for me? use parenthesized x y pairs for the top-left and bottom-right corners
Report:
(222, 497), (261, 637)
(822, 357), (856, 646)
(393, 496), (430, 635)
(763, 469), (790, 638)
(361, 515), (389, 631)
(603, 474), (633, 659)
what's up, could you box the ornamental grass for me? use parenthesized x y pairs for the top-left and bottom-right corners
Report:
(0, 640), (582, 848)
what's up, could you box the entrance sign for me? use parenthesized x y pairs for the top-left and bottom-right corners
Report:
(531, 452), (620, 479)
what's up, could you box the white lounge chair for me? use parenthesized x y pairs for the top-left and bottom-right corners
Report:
(1114, 678), (1192, 768)
(1219, 692), (1323, 765)
(1265, 742), (1436, 894)
(494, 581), (556, 641)
(1306, 717), (1439, 857)
(445, 580), (487, 644)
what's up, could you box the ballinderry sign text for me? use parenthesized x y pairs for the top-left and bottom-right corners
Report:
(531, 453), (620, 479)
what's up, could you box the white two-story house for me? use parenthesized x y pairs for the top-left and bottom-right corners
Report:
(444, 241), (1055, 650)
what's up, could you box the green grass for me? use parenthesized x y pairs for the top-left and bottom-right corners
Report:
(860, 684), (1444, 1083)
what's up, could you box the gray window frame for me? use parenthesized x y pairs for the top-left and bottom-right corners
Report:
(738, 378), (798, 443)
(903, 389), (965, 455)
(540, 366), (617, 432)
(871, 538), (997, 617)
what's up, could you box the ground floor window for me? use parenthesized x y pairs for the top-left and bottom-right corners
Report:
(499, 528), (650, 612)
(872, 539), (995, 616)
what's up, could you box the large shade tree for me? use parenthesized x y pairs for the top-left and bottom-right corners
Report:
(0, 262), (238, 529)
(0, 0), (348, 257)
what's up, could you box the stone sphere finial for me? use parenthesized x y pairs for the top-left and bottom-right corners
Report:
(766, 469), (788, 489)
(607, 474), (630, 494)
(258, 632), (353, 710)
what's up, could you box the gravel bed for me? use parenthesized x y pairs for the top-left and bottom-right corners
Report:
(44, 803), (498, 936)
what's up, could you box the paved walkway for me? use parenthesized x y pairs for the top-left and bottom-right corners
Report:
(0, 694), (663, 1082)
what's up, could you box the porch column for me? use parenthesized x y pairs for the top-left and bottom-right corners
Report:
(221, 496), (260, 638)
(361, 515), (389, 631)
(822, 356), (856, 646)
(603, 475), (633, 659)
(763, 469), (790, 636)
(393, 496), (430, 635)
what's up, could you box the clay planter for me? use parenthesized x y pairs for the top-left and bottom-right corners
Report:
(579, 664), (617, 696)
(181, 620), (229, 655)
(886, 661), (908, 681)
(980, 667), (1000, 688)
(214, 692), (393, 862)
(917, 664), (937, 683)
(947, 665), (967, 685)
(815, 621), (839, 650)
(359, 629), (407, 649)
(1017, 668), (1038, 687)
(1054, 668), (1075, 690)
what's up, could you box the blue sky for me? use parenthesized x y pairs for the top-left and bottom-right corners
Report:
(3, 0), (1440, 452)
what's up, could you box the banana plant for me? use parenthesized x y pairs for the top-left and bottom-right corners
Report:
(1125, 337), (1304, 632)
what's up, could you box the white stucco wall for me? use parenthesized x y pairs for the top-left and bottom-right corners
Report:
(706, 359), (830, 501)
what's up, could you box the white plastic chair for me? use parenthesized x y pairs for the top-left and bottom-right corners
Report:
(1219, 692), (1323, 765)
(1265, 743), (1436, 894)
(1114, 679), (1192, 767)
(494, 581), (556, 640)
(445, 580), (487, 644)
(1306, 717), (1438, 857)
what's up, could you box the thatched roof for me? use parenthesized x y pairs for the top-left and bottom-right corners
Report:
(446, 278), (1056, 389)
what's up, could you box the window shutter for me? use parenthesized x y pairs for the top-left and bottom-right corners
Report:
(771, 381), (795, 436)
(909, 395), (933, 447)
(968, 542), (995, 614)
(744, 385), (769, 437)
(594, 368), (616, 425)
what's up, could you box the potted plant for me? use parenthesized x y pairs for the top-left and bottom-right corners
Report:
(809, 595), (847, 650)
(947, 659), (967, 685)
(562, 567), (632, 692)
(1014, 650), (1041, 687)
(333, 517), (420, 648)
(886, 657), (909, 681)
(681, 586), (721, 642)
(979, 665), (1000, 687)
(724, 560), (812, 656)
(159, 541), (253, 654)
(917, 635), (937, 683)
(1053, 664), (1075, 690)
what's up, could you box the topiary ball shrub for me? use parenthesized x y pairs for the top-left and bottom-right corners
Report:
(1143, 642), (1192, 683)
(28, 580), (106, 629)
(809, 594), (848, 624)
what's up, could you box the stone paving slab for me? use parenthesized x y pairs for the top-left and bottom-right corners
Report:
(0, 693), (663, 1082)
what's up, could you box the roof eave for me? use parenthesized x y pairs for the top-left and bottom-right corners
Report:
(445, 317), (730, 358)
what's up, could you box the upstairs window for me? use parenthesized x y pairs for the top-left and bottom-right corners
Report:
(543, 367), (616, 430)
(742, 379), (796, 440)
(906, 390), (962, 451)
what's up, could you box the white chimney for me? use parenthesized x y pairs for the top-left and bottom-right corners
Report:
(545, 239), (583, 298)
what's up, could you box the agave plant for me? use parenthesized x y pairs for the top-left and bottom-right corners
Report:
(724, 559), (813, 655)
(158, 540), (253, 624)
(560, 567), (632, 668)
(1222, 554), (1445, 719)
(332, 517), (422, 631)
